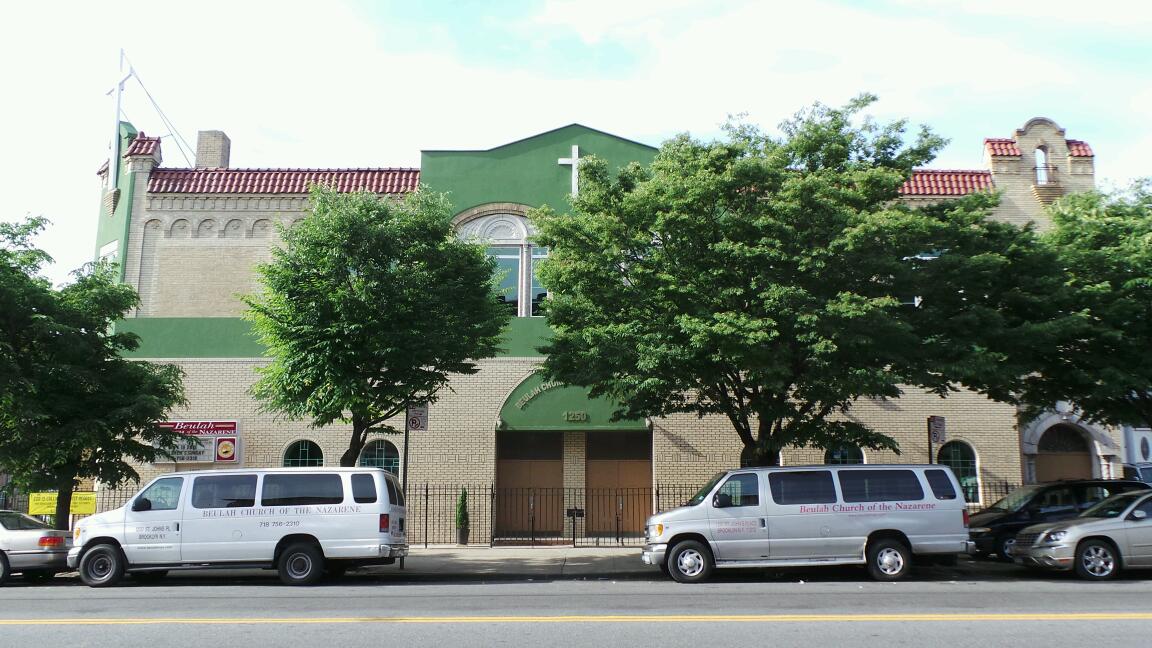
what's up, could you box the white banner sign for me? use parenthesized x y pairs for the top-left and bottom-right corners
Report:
(154, 421), (240, 463)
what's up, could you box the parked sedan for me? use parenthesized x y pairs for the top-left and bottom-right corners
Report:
(0, 510), (71, 585)
(1010, 490), (1152, 579)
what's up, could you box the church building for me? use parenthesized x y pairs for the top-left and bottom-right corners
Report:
(92, 117), (1132, 544)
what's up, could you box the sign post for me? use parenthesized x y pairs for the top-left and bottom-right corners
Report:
(927, 416), (947, 464)
(400, 404), (427, 571)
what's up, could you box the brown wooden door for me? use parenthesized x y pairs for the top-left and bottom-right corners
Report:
(495, 459), (564, 535)
(585, 459), (652, 536)
(1035, 453), (1093, 482)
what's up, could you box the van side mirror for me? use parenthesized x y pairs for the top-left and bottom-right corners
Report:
(132, 497), (153, 512)
(713, 492), (733, 508)
(1132, 510), (1148, 521)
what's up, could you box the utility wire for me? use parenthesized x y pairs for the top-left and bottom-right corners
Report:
(122, 53), (195, 168)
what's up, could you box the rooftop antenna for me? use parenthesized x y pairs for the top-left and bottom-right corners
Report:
(107, 49), (134, 191)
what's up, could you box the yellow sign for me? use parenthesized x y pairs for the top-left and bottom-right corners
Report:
(27, 492), (97, 515)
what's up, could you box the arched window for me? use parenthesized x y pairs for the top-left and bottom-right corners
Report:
(456, 211), (547, 318)
(1035, 147), (1050, 184)
(283, 440), (323, 467)
(825, 445), (865, 465)
(938, 441), (978, 503)
(359, 440), (400, 474)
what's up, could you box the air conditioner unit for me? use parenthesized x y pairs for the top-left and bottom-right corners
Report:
(1124, 427), (1152, 464)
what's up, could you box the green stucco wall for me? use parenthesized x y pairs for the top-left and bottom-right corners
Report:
(95, 122), (140, 281)
(119, 316), (552, 359)
(421, 124), (657, 217)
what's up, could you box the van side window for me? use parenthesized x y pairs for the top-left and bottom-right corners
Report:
(384, 478), (400, 506)
(137, 477), (184, 511)
(924, 469), (958, 500)
(261, 474), (344, 506)
(839, 470), (924, 502)
(769, 471), (836, 505)
(715, 474), (759, 507)
(192, 475), (257, 509)
(351, 474), (378, 504)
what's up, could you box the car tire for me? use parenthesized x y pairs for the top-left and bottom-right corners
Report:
(79, 543), (126, 588)
(278, 543), (324, 586)
(996, 535), (1017, 563)
(22, 570), (55, 584)
(667, 540), (714, 583)
(866, 538), (912, 581)
(0, 550), (9, 586)
(658, 561), (670, 577)
(1074, 539), (1119, 580)
(130, 570), (169, 584)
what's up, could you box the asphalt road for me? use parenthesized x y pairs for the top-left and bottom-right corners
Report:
(3, 562), (1151, 647)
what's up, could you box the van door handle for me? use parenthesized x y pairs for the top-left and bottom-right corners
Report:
(760, 518), (767, 528)
(175, 522), (180, 532)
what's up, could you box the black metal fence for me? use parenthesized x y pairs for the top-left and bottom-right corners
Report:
(406, 484), (700, 547)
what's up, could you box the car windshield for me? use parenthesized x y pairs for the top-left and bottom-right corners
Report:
(686, 473), (725, 507)
(985, 485), (1044, 512)
(0, 511), (51, 531)
(1080, 492), (1145, 519)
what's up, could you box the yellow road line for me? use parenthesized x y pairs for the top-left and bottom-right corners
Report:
(2, 613), (1152, 625)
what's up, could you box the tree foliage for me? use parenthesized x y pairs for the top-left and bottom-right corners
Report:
(1020, 181), (1152, 427)
(532, 95), (1070, 466)
(245, 187), (511, 467)
(0, 217), (187, 527)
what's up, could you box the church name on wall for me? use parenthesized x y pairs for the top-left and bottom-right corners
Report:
(515, 381), (564, 410)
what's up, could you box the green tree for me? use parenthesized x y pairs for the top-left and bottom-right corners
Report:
(532, 95), (1069, 466)
(245, 187), (510, 467)
(1020, 181), (1152, 427)
(0, 217), (187, 528)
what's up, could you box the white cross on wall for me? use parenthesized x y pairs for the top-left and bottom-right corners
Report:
(557, 144), (581, 197)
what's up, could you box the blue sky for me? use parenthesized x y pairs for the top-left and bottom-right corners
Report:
(3, 0), (1150, 285)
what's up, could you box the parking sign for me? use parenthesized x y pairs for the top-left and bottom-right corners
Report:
(407, 405), (428, 431)
(928, 416), (947, 444)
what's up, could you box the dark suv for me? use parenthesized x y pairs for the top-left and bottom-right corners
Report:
(968, 479), (1152, 560)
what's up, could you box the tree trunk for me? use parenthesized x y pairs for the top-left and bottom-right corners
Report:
(340, 416), (368, 467)
(740, 443), (781, 467)
(52, 476), (76, 531)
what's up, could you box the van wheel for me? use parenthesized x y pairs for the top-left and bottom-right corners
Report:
(667, 540), (714, 583)
(866, 538), (911, 581)
(1074, 539), (1118, 580)
(278, 543), (324, 586)
(0, 551), (10, 586)
(79, 544), (126, 587)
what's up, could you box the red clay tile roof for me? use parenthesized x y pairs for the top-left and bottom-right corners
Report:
(900, 170), (993, 196)
(125, 133), (161, 157)
(984, 138), (1022, 157)
(147, 168), (420, 194)
(1066, 139), (1094, 157)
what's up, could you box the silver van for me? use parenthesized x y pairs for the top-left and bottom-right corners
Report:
(642, 464), (972, 582)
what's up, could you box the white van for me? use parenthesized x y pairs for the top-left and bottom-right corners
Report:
(68, 467), (408, 586)
(642, 464), (973, 582)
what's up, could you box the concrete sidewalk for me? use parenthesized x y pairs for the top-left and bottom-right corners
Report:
(378, 546), (653, 580)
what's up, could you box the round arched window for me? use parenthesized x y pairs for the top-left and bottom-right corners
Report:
(825, 445), (864, 465)
(938, 441), (978, 503)
(283, 440), (323, 467)
(359, 440), (400, 474)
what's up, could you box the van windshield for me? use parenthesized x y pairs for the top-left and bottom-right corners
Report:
(686, 473), (725, 507)
(985, 485), (1043, 512)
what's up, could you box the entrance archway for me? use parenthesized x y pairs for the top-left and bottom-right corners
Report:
(495, 372), (651, 542)
(1035, 425), (1093, 481)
